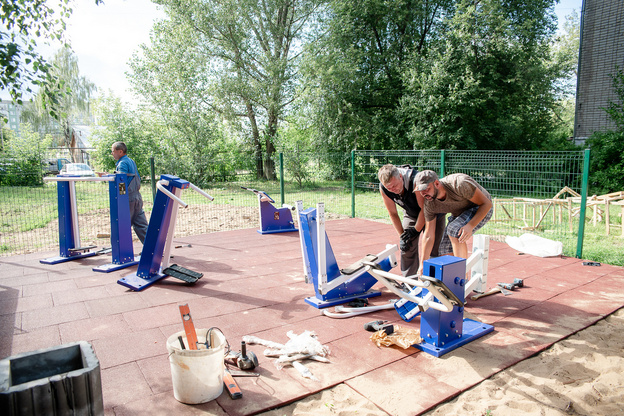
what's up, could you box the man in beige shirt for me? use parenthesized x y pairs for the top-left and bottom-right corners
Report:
(415, 170), (492, 276)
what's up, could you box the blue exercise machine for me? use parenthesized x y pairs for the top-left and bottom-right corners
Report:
(366, 253), (494, 357)
(241, 187), (297, 234)
(295, 201), (399, 309)
(118, 174), (213, 291)
(40, 173), (140, 272)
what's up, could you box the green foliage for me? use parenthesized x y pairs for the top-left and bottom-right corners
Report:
(0, 123), (53, 186)
(300, 0), (453, 153)
(401, 0), (562, 150)
(20, 48), (97, 153)
(131, 0), (323, 180)
(0, 0), (102, 110)
(586, 67), (624, 195)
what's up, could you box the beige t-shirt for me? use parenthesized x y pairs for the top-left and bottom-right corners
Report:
(423, 174), (491, 221)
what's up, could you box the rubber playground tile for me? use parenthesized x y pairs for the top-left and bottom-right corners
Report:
(21, 278), (78, 297)
(135, 283), (201, 308)
(398, 342), (501, 391)
(21, 301), (89, 330)
(493, 303), (603, 351)
(52, 285), (117, 306)
(59, 314), (132, 343)
(100, 362), (154, 410)
(546, 285), (624, 316)
(84, 292), (151, 318)
(136, 353), (174, 395)
(347, 360), (461, 416)
(464, 295), (537, 325)
(215, 366), (314, 416)
(3, 325), (61, 357)
(0, 293), (53, 315)
(111, 391), (228, 416)
(92, 327), (168, 369)
(0, 272), (49, 288)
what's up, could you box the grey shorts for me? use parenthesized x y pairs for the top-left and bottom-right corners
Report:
(438, 205), (492, 255)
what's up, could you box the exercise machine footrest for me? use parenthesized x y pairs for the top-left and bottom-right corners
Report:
(163, 264), (203, 283)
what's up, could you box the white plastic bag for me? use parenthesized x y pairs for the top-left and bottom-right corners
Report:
(505, 233), (563, 257)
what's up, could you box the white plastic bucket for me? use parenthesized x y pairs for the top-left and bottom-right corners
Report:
(166, 328), (226, 404)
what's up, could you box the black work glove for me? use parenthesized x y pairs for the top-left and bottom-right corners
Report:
(399, 227), (419, 252)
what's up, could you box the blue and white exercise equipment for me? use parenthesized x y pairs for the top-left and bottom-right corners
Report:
(40, 173), (140, 272)
(295, 201), (399, 309)
(365, 252), (494, 357)
(117, 174), (213, 291)
(242, 187), (297, 234)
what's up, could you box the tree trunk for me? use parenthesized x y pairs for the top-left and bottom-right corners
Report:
(246, 101), (263, 179)
(263, 111), (278, 180)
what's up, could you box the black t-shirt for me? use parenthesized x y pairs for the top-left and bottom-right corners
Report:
(380, 167), (421, 219)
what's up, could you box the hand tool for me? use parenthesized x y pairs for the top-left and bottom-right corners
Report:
(363, 320), (394, 334)
(470, 286), (502, 300)
(225, 341), (259, 370)
(223, 369), (242, 399)
(498, 282), (515, 291)
(178, 304), (199, 350)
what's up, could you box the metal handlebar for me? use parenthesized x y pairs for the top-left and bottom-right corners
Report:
(44, 176), (115, 182)
(156, 180), (215, 208)
(157, 180), (188, 208)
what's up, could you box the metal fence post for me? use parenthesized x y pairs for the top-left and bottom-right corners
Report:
(351, 150), (355, 218)
(440, 149), (446, 177)
(576, 148), (591, 258)
(280, 152), (285, 206)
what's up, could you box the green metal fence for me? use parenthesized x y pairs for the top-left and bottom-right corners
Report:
(352, 149), (591, 259)
(2, 148), (619, 266)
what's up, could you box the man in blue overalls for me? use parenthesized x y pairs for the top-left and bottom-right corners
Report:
(111, 142), (149, 244)
(378, 164), (445, 277)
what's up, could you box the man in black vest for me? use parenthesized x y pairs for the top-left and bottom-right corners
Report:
(378, 164), (445, 277)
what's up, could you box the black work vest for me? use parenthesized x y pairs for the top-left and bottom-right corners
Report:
(380, 167), (421, 219)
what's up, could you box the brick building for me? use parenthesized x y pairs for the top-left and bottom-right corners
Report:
(574, 0), (624, 144)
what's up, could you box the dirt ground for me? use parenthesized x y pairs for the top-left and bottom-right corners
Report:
(0, 204), (350, 256)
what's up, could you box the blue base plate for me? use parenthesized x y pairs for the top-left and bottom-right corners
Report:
(93, 256), (140, 273)
(117, 271), (167, 291)
(415, 319), (494, 357)
(257, 227), (298, 234)
(304, 290), (381, 309)
(40, 251), (98, 265)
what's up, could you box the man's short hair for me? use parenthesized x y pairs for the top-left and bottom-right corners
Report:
(378, 164), (400, 184)
(113, 142), (127, 154)
(414, 170), (439, 191)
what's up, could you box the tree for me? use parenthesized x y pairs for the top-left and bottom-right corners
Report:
(20, 47), (96, 158)
(299, 0), (453, 153)
(139, 0), (323, 180)
(1, 0), (102, 109)
(401, 0), (563, 150)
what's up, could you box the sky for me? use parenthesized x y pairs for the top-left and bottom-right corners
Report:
(2, 0), (584, 105)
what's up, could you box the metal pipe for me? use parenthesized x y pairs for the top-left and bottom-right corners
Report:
(156, 180), (188, 208)
(44, 176), (115, 182)
(189, 183), (214, 201)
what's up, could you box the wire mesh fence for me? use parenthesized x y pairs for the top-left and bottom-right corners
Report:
(1, 148), (622, 266)
(352, 150), (591, 258)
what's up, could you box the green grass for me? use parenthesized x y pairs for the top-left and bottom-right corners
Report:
(0, 180), (623, 266)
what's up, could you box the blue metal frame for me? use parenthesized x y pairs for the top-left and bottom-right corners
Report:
(93, 174), (140, 272)
(40, 179), (98, 264)
(118, 175), (189, 291)
(257, 192), (297, 234)
(415, 256), (494, 357)
(298, 205), (393, 308)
